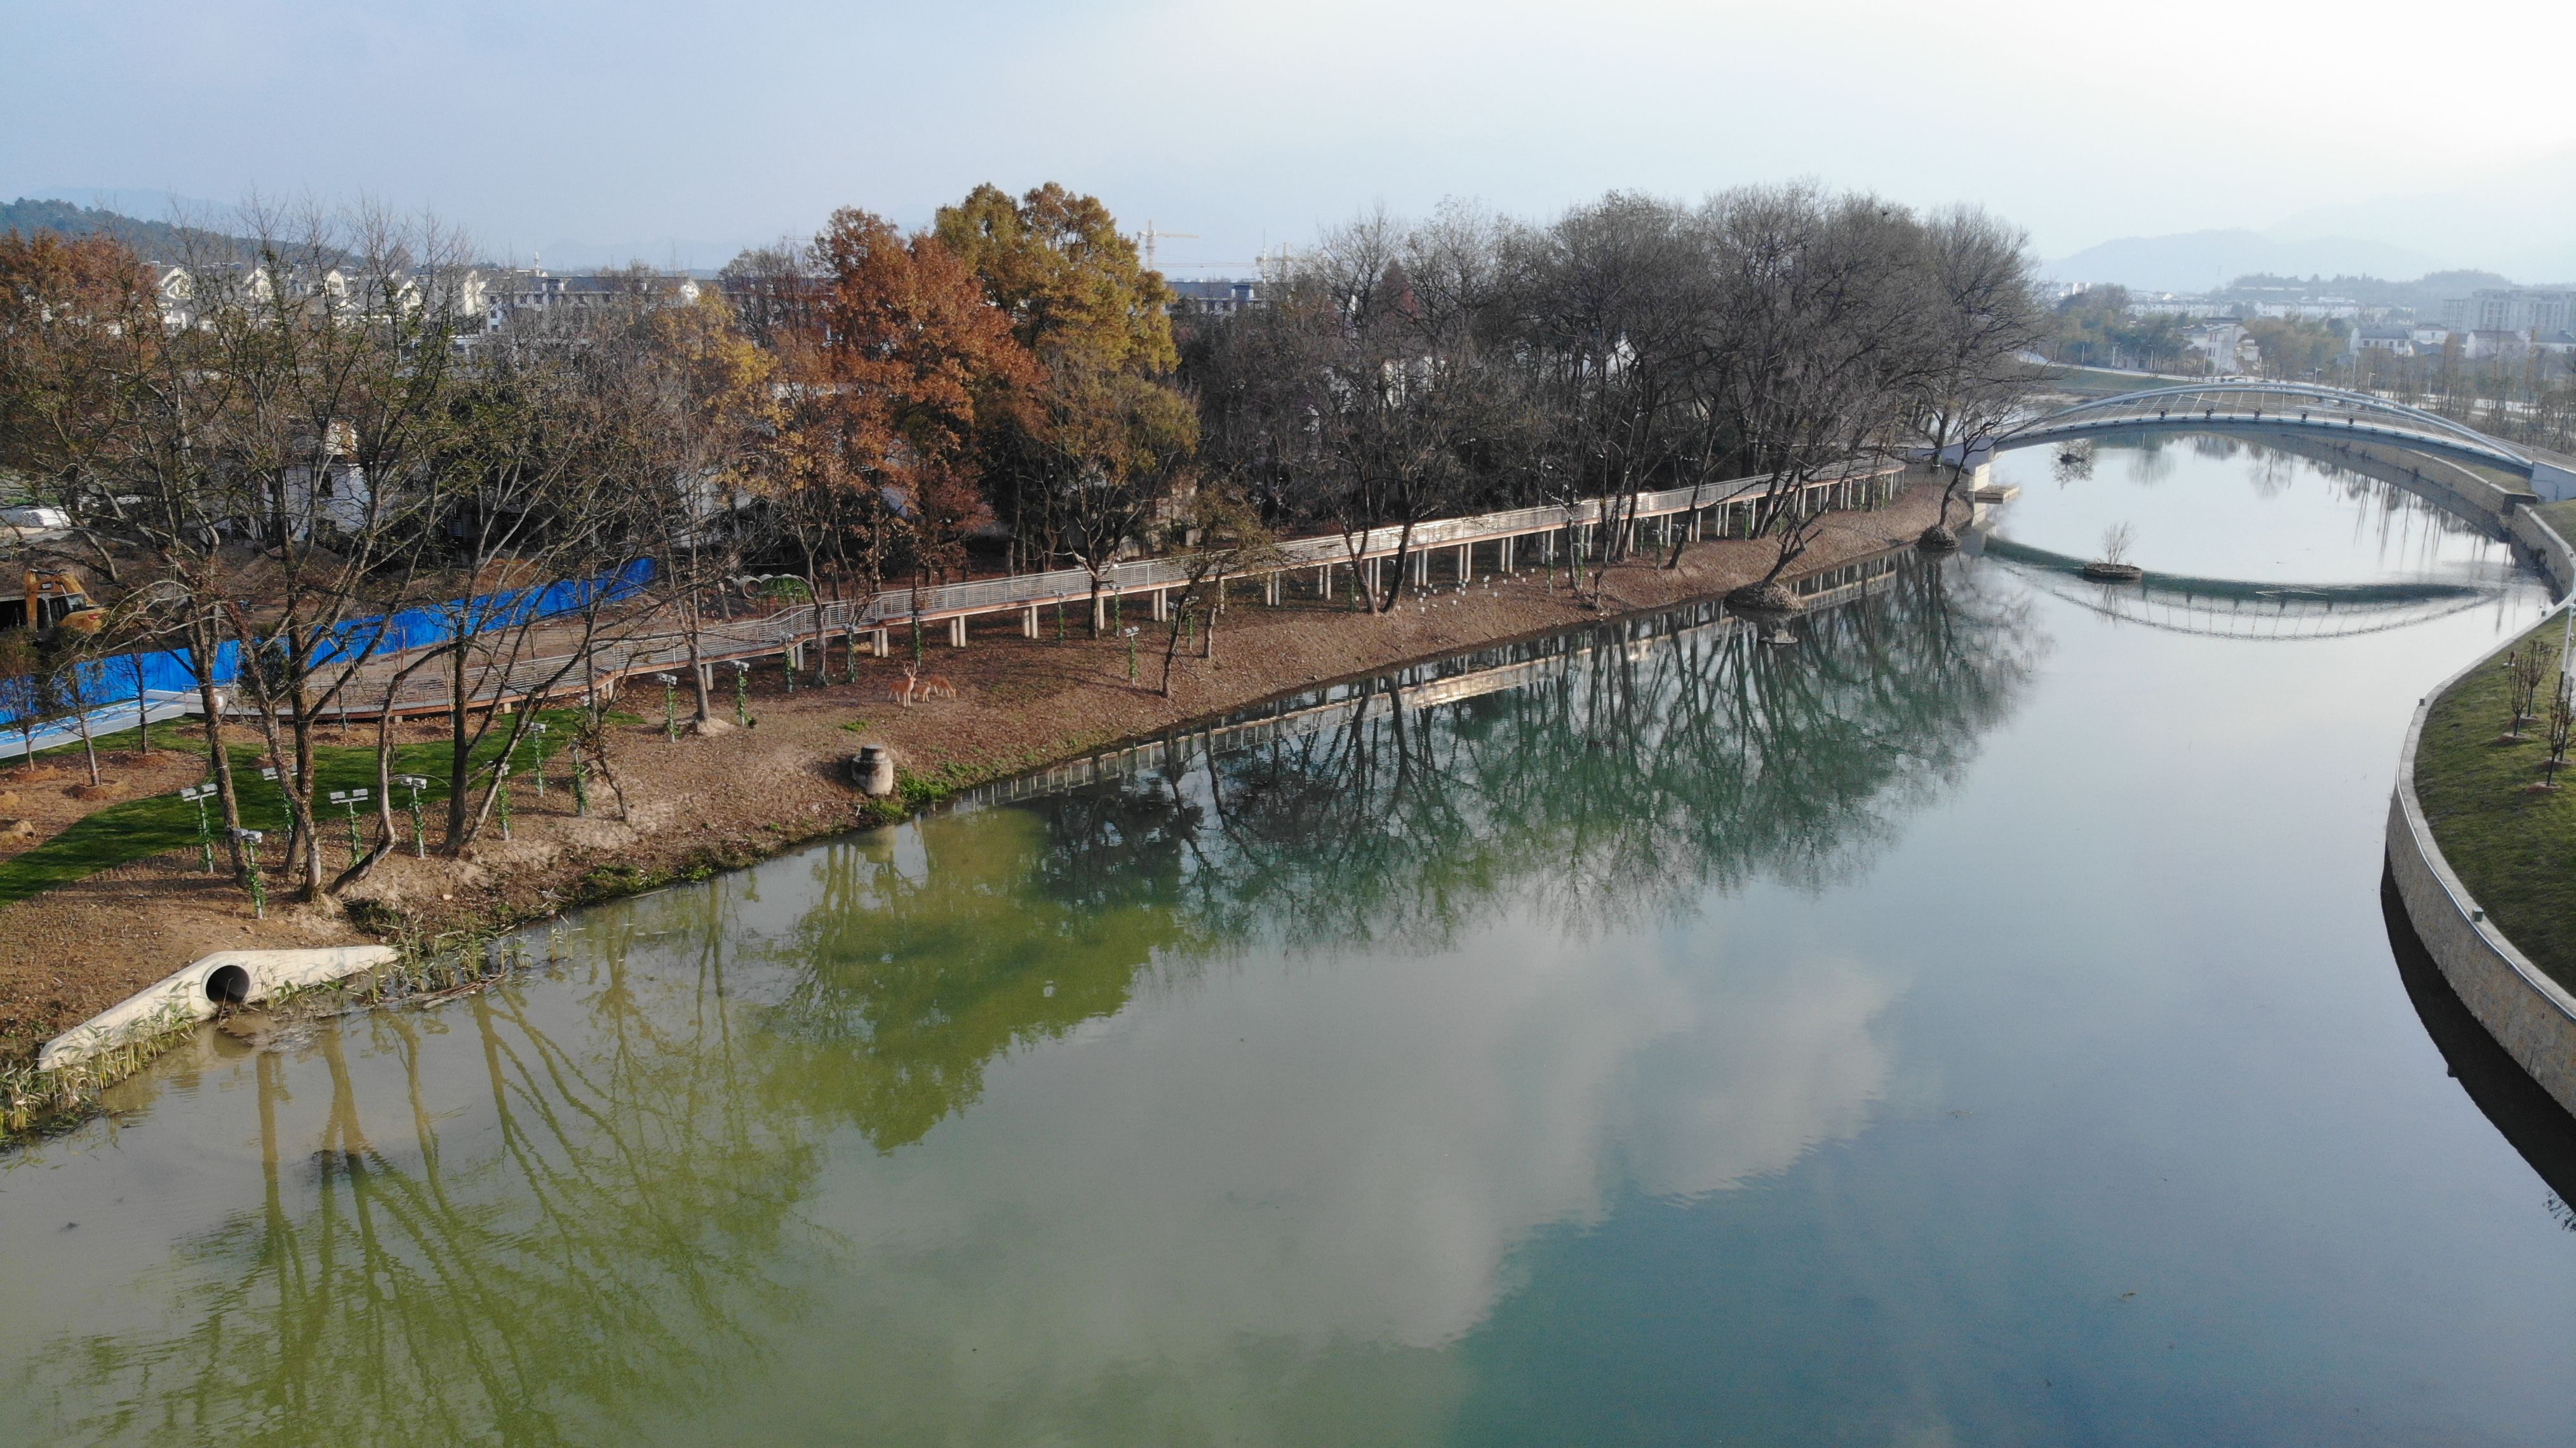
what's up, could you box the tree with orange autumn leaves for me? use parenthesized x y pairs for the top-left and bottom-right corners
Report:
(752, 185), (1197, 636)
(931, 184), (1193, 631)
(759, 206), (1035, 645)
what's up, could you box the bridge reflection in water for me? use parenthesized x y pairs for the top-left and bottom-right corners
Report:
(1977, 535), (2503, 641)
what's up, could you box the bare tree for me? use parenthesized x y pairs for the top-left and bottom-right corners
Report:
(1268, 211), (1520, 614)
(386, 307), (654, 863)
(1153, 481), (1281, 696)
(1905, 206), (2046, 548)
(614, 285), (778, 732)
(1505, 193), (1712, 596)
(1696, 185), (1929, 612)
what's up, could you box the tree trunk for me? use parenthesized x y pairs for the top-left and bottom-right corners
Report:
(1379, 523), (1418, 613)
(71, 691), (99, 787)
(685, 594), (714, 723)
(1159, 596), (1188, 697)
(445, 642), (473, 850)
(191, 641), (248, 880)
(291, 711), (322, 899)
(132, 655), (151, 754)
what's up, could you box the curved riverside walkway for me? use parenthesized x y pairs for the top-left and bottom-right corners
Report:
(2385, 490), (2576, 1119)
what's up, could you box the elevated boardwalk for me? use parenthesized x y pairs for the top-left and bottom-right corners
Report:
(953, 546), (1909, 811)
(315, 463), (1903, 721)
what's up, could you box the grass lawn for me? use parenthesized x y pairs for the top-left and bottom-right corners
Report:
(0, 711), (594, 906)
(2415, 613), (2576, 992)
(2535, 499), (2576, 546)
(2043, 365), (2198, 399)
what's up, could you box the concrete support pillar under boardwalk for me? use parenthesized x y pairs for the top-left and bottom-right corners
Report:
(948, 615), (967, 648)
(1023, 606), (1038, 639)
(1457, 544), (1470, 583)
(1151, 589), (1168, 622)
(871, 629), (889, 658)
(1412, 550), (1428, 587)
(1500, 535), (1513, 572)
(1093, 595), (1106, 634)
(1265, 573), (1280, 606)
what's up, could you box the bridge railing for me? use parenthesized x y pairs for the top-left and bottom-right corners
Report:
(2001, 381), (2532, 473)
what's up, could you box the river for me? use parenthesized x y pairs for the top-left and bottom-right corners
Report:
(2, 431), (2568, 1446)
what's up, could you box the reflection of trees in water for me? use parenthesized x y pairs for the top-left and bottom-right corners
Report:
(2130, 434), (2173, 485)
(738, 556), (2035, 1156)
(22, 558), (2035, 1444)
(1033, 556), (2039, 952)
(2079, 430), (2500, 547)
(32, 892), (823, 1448)
(756, 803), (1211, 1153)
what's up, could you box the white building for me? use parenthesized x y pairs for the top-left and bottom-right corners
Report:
(479, 269), (702, 330)
(2440, 288), (2575, 334)
(2185, 323), (2261, 372)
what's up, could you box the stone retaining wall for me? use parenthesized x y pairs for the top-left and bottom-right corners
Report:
(2509, 508), (2575, 594)
(2387, 505), (2576, 1118)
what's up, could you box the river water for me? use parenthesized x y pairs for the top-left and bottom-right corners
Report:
(3, 432), (2570, 1446)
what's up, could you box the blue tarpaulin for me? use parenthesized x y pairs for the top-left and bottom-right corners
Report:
(3, 559), (655, 727)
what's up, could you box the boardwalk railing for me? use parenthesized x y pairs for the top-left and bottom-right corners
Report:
(949, 544), (1910, 812)
(293, 461), (1905, 721)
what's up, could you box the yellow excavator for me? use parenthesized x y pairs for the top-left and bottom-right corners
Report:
(0, 568), (102, 634)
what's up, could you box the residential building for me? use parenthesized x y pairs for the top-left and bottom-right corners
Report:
(2185, 322), (2261, 373)
(479, 269), (701, 330)
(2464, 330), (2534, 362)
(1169, 278), (1264, 316)
(2439, 288), (2575, 334)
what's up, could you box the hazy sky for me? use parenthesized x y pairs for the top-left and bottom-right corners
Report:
(7, 0), (2574, 273)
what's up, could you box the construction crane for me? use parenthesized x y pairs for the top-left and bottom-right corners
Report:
(1139, 220), (1197, 272)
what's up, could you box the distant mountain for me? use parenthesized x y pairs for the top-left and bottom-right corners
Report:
(2049, 149), (2576, 293)
(2267, 150), (2576, 285)
(0, 196), (246, 263)
(17, 186), (221, 218)
(2041, 229), (2444, 293)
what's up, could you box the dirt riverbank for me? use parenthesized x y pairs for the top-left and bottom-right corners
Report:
(0, 484), (1945, 1064)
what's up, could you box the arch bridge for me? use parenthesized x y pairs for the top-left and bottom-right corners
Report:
(1992, 382), (2568, 495)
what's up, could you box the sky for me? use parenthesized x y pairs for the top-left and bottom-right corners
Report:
(7, 0), (2575, 278)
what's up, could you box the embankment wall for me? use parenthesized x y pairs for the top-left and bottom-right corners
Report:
(2388, 506), (2576, 1118)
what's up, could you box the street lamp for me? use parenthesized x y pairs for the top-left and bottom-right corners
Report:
(394, 775), (430, 857)
(232, 828), (267, 918)
(178, 782), (217, 874)
(326, 787), (372, 858)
